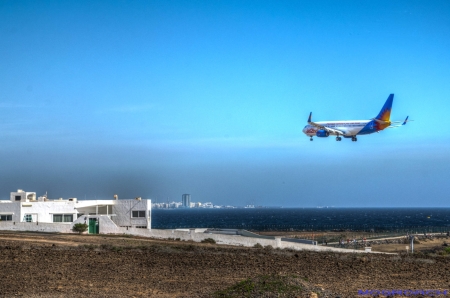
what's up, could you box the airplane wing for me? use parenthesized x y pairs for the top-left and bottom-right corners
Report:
(308, 112), (345, 135)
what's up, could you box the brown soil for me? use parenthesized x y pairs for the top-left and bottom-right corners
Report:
(0, 231), (449, 297)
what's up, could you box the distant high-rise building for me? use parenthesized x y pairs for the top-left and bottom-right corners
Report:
(182, 194), (191, 208)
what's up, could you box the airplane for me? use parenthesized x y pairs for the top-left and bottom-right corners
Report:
(303, 94), (410, 142)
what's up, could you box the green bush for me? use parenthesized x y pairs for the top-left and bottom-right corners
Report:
(253, 243), (263, 249)
(201, 238), (216, 244)
(72, 223), (88, 234)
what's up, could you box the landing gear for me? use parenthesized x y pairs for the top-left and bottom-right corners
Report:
(336, 136), (342, 141)
(351, 136), (358, 142)
(310, 137), (313, 141)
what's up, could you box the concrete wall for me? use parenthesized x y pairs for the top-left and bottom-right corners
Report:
(112, 199), (151, 229)
(0, 221), (73, 233)
(145, 229), (371, 253)
(72, 215), (119, 234)
(0, 201), (78, 223)
(84, 218), (374, 253)
(20, 201), (77, 223)
(0, 201), (21, 222)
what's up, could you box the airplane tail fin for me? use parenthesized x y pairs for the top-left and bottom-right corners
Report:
(375, 94), (394, 121)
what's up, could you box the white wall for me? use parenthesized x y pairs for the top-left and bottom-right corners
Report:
(84, 219), (379, 253)
(20, 201), (77, 223)
(72, 215), (119, 234)
(148, 230), (388, 253)
(0, 202), (21, 222)
(112, 199), (151, 229)
(0, 221), (73, 233)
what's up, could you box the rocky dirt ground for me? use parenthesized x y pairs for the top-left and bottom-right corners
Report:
(0, 231), (449, 297)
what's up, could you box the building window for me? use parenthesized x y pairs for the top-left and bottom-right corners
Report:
(53, 214), (73, 223)
(132, 210), (146, 218)
(15, 195), (21, 201)
(0, 215), (12, 221)
(64, 214), (73, 222)
(24, 214), (32, 222)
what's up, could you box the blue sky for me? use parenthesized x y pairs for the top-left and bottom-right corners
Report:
(1, 0), (449, 206)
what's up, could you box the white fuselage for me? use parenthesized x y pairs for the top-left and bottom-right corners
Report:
(303, 120), (374, 137)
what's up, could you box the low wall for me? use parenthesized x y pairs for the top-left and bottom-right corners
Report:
(0, 221), (73, 233)
(0, 220), (388, 254)
(113, 227), (375, 253)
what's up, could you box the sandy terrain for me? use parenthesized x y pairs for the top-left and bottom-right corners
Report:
(0, 231), (449, 297)
(371, 237), (449, 253)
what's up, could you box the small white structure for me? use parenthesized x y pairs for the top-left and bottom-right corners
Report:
(0, 190), (151, 233)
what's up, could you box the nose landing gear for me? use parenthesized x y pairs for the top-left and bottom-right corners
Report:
(351, 136), (358, 142)
(310, 137), (313, 141)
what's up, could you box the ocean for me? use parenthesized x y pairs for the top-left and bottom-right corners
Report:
(151, 208), (450, 232)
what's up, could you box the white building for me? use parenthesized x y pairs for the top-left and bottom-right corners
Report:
(202, 202), (213, 208)
(0, 190), (151, 233)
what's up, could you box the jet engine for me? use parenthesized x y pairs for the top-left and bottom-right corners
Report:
(315, 130), (329, 137)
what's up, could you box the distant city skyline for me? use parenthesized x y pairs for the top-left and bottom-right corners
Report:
(1, 1), (449, 207)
